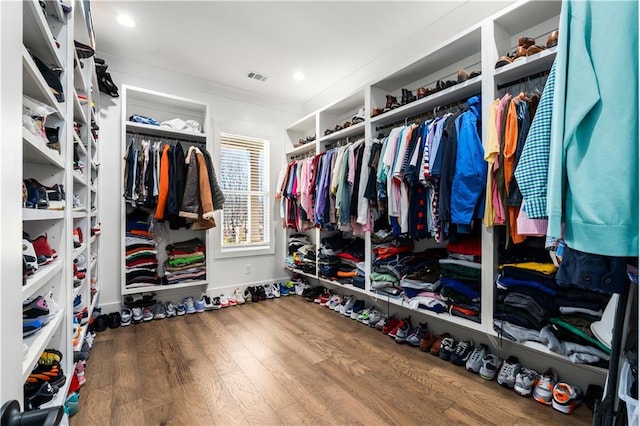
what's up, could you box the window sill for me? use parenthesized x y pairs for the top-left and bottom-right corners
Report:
(215, 245), (275, 259)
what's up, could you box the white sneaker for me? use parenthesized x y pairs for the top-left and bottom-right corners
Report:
(497, 356), (520, 388)
(514, 367), (539, 397)
(131, 307), (143, 323)
(233, 288), (245, 304)
(294, 281), (309, 296)
(271, 283), (281, 298)
(465, 344), (488, 373)
(264, 285), (275, 299)
(220, 295), (229, 308)
(340, 296), (355, 316)
(479, 354), (502, 381)
(202, 295), (214, 311)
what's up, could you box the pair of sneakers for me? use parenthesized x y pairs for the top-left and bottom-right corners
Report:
(436, 336), (474, 366)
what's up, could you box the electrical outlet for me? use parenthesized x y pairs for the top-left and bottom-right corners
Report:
(244, 264), (252, 275)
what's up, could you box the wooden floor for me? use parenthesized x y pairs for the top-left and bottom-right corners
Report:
(71, 296), (593, 426)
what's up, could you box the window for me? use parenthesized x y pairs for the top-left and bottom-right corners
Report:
(219, 133), (270, 253)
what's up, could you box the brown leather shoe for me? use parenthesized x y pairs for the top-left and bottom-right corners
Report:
(495, 55), (513, 68)
(457, 68), (470, 83)
(546, 30), (558, 48)
(526, 45), (546, 56)
(371, 107), (384, 117)
(342, 121), (352, 128)
(430, 333), (451, 356)
(518, 36), (536, 48)
(419, 332), (438, 352)
(417, 87), (427, 99)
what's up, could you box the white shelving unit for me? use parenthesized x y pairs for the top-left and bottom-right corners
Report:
(282, 0), (607, 391)
(0, 0), (102, 410)
(120, 85), (212, 299)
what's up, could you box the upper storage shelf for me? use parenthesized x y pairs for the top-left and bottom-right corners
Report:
(318, 88), (365, 146)
(23, 0), (65, 70)
(286, 112), (316, 154)
(491, 0), (560, 84)
(370, 26), (482, 125)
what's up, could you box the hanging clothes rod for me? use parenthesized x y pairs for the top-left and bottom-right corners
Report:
(125, 130), (206, 145)
(374, 94), (476, 132)
(496, 69), (550, 91)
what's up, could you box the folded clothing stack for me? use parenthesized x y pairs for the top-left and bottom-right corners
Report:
(440, 237), (482, 323)
(370, 238), (414, 295)
(125, 209), (158, 289)
(318, 235), (364, 285)
(163, 238), (206, 285)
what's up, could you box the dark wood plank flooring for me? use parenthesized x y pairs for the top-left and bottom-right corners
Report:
(71, 296), (592, 425)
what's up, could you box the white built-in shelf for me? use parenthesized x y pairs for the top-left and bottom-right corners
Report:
(90, 210), (97, 218)
(371, 75), (482, 128)
(89, 257), (97, 272)
(290, 268), (318, 280)
(47, 0), (66, 23)
(372, 26), (481, 91)
(22, 309), (65, 381)
(90, 186), (97, 193)
(23, 127), (65, 169)
(73, 170), (86, 186)
(73, 243), (86, 260)
(125, 122), (207, 142)
(22, 259), (64, 301)
(75, 140), (87, 157)
(72, 282), (84, 299)
(90, 133), (97, 151)
(318, 121), (366, 144)
(493, 47), (557, 87)
(22, 208), (64, 221)
(286, 112), (316, 135)
(286, 142), (316, 158)
(22, 0), (64, 69)
(73, 91), (88, 124)
(73, 51), (89, 95)
(318, 277), (368, 297)
(486, 330), (609, 376)
(72, 211), (85, 219)
(22, 46), (64, 118)
(73, 0), (92, 46)
(122, 279), (208, 295)
(90, 235), (97, 244)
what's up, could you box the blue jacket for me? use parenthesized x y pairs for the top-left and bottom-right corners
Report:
(451, 96), (486, 227)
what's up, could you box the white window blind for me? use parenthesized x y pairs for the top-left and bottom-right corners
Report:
(220, 133), (269, 249)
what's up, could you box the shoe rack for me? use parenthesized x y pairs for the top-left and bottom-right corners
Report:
(283, 0), (608, 390)
(0, 0), (100, 409)
(119, 85), (212, 297)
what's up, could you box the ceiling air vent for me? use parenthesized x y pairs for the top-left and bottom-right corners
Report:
(247, 70), (270, 82)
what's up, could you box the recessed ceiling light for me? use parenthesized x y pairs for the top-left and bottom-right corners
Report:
(117, 14), (135, 28)
(293, 71), (305, 81)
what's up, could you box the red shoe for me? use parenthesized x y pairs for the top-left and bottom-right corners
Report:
(32, 233), (57, 262)
(382, 317), (400, 335)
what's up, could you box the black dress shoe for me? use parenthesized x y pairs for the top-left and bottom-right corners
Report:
(108, 312), (121, 329)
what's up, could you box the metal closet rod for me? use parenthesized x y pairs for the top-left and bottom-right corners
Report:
(496, 69), (551, 91)
(375, 94), (475, 132)
(125, 130), (206, 145)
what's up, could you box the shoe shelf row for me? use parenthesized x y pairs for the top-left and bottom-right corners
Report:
(283, 0), (606, 390)
(23, 128), (65, 169)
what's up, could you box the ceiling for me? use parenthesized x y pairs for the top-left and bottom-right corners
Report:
(92, 1), (494, 107)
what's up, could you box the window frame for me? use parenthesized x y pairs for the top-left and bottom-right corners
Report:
(213, 130), (275, 259)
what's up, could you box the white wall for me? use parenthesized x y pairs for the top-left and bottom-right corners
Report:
(301, 0), (510, 114)
(97, 53), (299, 312)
